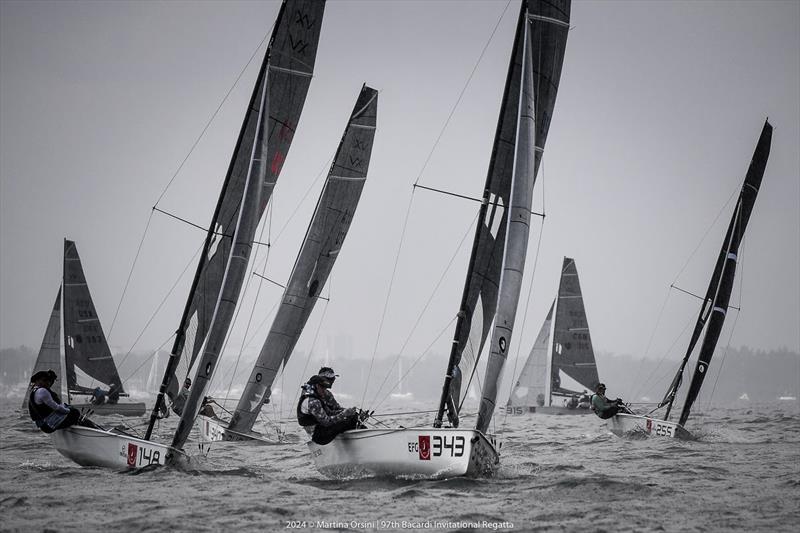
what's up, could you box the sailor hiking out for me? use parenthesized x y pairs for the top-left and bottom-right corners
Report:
(28, 370), (97, 433)
(591, 383), (631, 419)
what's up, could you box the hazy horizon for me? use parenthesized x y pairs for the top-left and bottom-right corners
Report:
(2, 0), (799, 390)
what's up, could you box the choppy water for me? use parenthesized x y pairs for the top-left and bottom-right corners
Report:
(1, 399), (798, 532)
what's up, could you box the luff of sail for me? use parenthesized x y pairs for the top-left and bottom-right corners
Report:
(169, 0), (326, 451)
(676, 121), (772, 426)
(550, 257), (599, 396)
(507, 300), (552, 407)
(476, 0), (571, 434)
(62, 239), (125, 396)
(228, 85), (378, 434)
(22, 287), (63, 410)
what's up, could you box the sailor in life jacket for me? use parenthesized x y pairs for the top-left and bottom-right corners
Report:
(316, 367), (344, 414)
(27, 370), (82, 433)
(297, 374), (365, 445)
(590, 383), (628, 419)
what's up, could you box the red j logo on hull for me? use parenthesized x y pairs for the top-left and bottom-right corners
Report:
(418, 436), (430, 460)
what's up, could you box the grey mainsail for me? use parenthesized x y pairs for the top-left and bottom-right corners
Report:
(431, 0), (569, 431)
(228, 85), (377, 434)
(62, 239), (125, 397)
(158, 0), (326, 450)
(22, 287), (63, 410)
(669, 121), (772, 426)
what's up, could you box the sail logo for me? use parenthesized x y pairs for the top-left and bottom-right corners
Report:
(418, 436), (431, 460)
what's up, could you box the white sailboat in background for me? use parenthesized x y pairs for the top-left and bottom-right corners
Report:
(506, 257), (599, 415)
(23, 240), (146, 418)
(200, 84), (378, 444)
(308, 0), (571, 478)
(48, 0), (326, 469)
(609, 120), (772, 440)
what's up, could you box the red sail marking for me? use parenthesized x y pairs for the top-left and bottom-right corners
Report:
(127, 443), (138, 467)
(418, 435), (430, 460)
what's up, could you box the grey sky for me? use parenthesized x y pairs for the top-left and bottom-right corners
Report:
(1, 0), (798, 391)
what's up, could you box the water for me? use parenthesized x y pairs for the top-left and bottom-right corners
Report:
(1, 400), (798, 532)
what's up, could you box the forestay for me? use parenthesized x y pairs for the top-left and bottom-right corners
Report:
(228, 85), (377, 434)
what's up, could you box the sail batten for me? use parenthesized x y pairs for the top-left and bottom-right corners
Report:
(228, 84), (377, 435)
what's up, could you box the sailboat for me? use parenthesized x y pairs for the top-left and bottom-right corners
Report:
(199, 84), (378, 443)
(608, 120), (772, 439)
(308, 0), (570, 478)
(506, 257), (599, 415)
(47, 0), (326, 469)
(22, 240), (146, 417)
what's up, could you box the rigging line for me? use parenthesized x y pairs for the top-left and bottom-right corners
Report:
(372, 315), (458, 413)
(671, 183), (740, 286)
(219, 202), (272, 406)
(708, 238), (747, 409)
(627, 287), (674, 400)
(412, 0), (512, 187)
(370, 409), (439, 417)
(108, 210), (154, 342)
(413, 184), (544, 217)
(118, 333), (176, 393)
(502, 203), (547, 431)
(634, 312), (696, 403)
(360, 187), (418, 410)
(288, 301), (331, 419)
(670, 284), (741, 311)
(152, 207), (273, 248)
(115, 241), (204, 371)
(367, 210), (480, 407)
(153, 25), (273, 207)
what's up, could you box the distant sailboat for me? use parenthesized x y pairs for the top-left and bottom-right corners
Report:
(608, 120), (772, 439)
(506, 257), (599, 415)
(22, 240), (146, 417)
(199, 84), (378, 444)
(47, 0), (326, 469)
(307, 0), (570, 478)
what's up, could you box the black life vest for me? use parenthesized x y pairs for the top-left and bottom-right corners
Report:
(296, 391), (319, 427)
(28, 386), (62, 422)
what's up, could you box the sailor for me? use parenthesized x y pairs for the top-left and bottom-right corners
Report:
(297, 375), (366, 445)
(199, 396), (218, 419)
(28, 370), (81, 433)
(107, 383), (121, 405)
(317, 367), (343, 414)
(90, 387), (107, 405)
(171, 377), (191, 415)
(590, 383), (629, 419)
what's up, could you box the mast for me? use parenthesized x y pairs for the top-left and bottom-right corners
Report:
(434, 0), (531, 430)
(227, 85), (377, 434)
(145, 0), (326, 441)
(476, 0), (571, 433)
(674, 121), (772, 426)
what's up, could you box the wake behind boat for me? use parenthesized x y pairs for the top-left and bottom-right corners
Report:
(608, 120), (772, 440)
(307, 0), (570, 478)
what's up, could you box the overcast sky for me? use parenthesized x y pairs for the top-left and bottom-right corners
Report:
(1, 0), (798, 396)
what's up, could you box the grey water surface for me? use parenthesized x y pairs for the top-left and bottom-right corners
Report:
(1, 399), (798, 532)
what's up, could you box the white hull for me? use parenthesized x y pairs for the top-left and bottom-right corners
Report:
(607, 413), (692, 440)
(308, 428), (499, 479)
(73, 402), (147, 417)
(198, 415), (288, 444)
(49, 426), (183, 469)
(504, 405), (591, 416)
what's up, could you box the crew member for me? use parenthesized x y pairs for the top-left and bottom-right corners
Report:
(591, 383), (629, 419)
(28, 370), (81, 433)
(317, 367), (343, 414)
(297, 375), (365, 445)
(171, 378), (191, 415)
